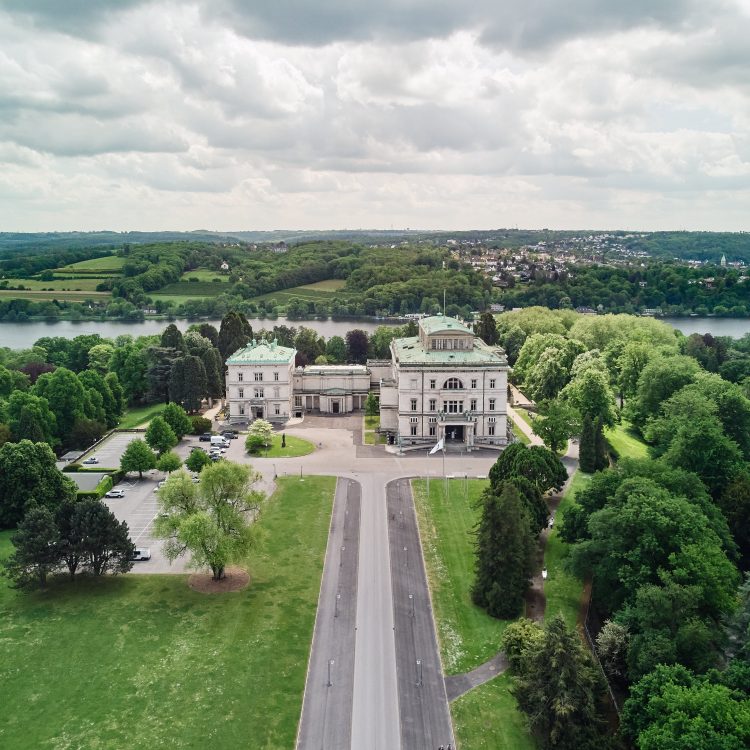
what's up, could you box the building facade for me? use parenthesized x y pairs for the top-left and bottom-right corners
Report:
(378, 315), (509, 449)
(292, 365), (369, 416)
(226, 340), (296, 423)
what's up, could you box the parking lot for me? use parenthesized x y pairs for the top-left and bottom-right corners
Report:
(79, 431), (143, 469)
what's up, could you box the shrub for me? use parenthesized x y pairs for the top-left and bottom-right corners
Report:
(191, 415), (212, 434)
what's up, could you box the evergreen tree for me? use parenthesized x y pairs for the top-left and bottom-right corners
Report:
(513, 614), (606, 750)
(365, 392), (379, 416)
(3, 506), (61, 589)
(201, 347), (224, 402)
(218, 312), (251, 361)
(593, 417), (609, 471)
(474, 311), (499, 344)
(472, 482), (535, 618)
(169, 355), (207, 412)
(160, 323), (187, 353)
(146, 345), (181, 404)
(104, 372), (125, 420)
(73, 499), (135, 576)
(579, 413), (596, 473)
(196, 323), (219, 345)
(145, 416), (177, 455)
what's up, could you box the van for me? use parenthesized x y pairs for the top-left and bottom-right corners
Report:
(210, 435), (229, 448)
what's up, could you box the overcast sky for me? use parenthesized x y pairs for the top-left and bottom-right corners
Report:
(1, 1), (749, 232)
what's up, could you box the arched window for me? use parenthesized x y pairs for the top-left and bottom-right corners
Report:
(444, 377), (463, 390)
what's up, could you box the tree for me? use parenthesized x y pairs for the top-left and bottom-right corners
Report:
(364, 392), (378, 417)
(160, 323), (187, 353)
(108, 343), (148, 404)
(472, 483), (535, 618)
(245, 418), (273, 454)
(169, 355), (208, 412)
(4, 390), (56, 444)
(346, 329), (369, 364)
(33, 367), (92, 445)
(161, 402), (192, 440)
(578, 414), (596, 473)
(294, 327), (325, 366)
(145, 416), (178, 456)
(191, 415), (212, 434)
(218, 311), (251, 361)
(79, 369), (120, 427)
(87, 343), (115, 374)
(595, 620), (629, 681)
(719, 476), (750, 568)
(155, 463), (263, 580)
(196, 323), (219, 345)
(156, 451), (182, 473)
(146, 345), (181, 404)
(560, 368), (617, 427)
(120, 438), (157, 479)
(474, 312), (499, 344)
(489, 443), (567, 494)
(512, 614), (607, 750)
(56, 499), (85, 579)
(73, 499), (134, 576)
(0, 423), (10, 447)
(532, 400), (578, 454)
(185, 449), (211, 473)
(0, 440), (77, 529)
(104, 372), (125, 420)
(201, 347), (224, 403)
(3, 506), (61, 589)
(501, 617), (544, 672)
(325, 335), (347, 363)
(69, 417), (107, 449)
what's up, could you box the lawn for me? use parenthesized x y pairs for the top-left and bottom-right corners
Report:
(412, 478), (508, 674)
(363, 415), (385, 444)
(605, 420), (649, 460)
(296, 279), (346, 292)
(118, 403), (165, 429)
(451, 672), (535, 750)
(248, 434), (315, 458)
(544, 470), (590, 628)
(514, 407), (535, 429)
(512, 421), (531, 445)
(0, 289), (110, 301)
(154, 281), (228, 297)
(0, 476), (336, 749)
(58, 255), (125, 274)
(364, 415), (380, 430)
(2, 277), (106, 291)
(180, 269), (230, 282)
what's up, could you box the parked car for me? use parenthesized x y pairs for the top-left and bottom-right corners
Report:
(105, 489), (125, 498)
(210, 435), (229, 448)
(199, 433), (212, 442)
(190, 446), (206, 453)
(221, 430), (238, 439)
(82, 457), (99, 465)
(210, 454), (223, 462)
(131, 548), (151, 561)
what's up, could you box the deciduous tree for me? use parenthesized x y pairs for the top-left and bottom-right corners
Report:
(120, 438), (157, 479)
(145, 416), (177, 456)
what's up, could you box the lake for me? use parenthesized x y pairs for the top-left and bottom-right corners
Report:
(1, 315), (749, 351)
(0, 316), (399, 350)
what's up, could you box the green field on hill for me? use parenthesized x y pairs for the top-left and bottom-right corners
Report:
(0, 289), (110, 302)
(57, 255), (125, 274)
(154, 281), (227, 297)
(180, 269), (230, 282)
(1, 277), (106, 291)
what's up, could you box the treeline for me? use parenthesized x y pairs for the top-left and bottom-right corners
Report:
(499, 262), (750, 316)
(498, 307), (750, 747)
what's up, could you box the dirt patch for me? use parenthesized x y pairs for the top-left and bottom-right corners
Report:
(188, 565), (250, 594)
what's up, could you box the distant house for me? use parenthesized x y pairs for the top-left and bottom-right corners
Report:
(220, 261), (230, 271)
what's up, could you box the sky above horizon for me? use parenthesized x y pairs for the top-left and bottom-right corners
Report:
(1, 1), (749, 233)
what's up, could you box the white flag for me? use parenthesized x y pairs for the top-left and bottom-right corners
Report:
(429, 438), (444, 455)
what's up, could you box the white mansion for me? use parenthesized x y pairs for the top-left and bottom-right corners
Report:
(225, 315), (509, 450)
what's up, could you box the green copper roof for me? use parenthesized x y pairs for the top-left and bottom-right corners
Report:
(393, 336), (508, 366)
(226, 339), (296, 365)
(419, 315), (474, 336)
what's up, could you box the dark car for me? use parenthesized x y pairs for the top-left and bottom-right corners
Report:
(199, 433), (212, 442)
(221, 431), (238, 439)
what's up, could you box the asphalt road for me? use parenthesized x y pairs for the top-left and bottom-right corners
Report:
(297, 478), (361, 750)
(388, 478), (454, 749)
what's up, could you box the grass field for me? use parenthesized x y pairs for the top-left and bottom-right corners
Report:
(296, 279), (346, 292)
(248, 434), (315, 458)
(58, 255), (125, 274)
(413, 478), (508, 674)
(512, 421), (531, 445)
(451, 672), (535, 750)
(180, 269), (230, 282)
(118, 403), (166, 429)
(154, 281), (228, 297)
(3, 277), (106, 291)
(605, 420), (649, 460)
(363, 415), (385, 444)
(514, 407), (535, 429)
(0, 289), (110, 302)
(0, 476), (335, 749)
(544, 470), (590, 628)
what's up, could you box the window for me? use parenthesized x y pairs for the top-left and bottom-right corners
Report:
(238, 371), (244, 382)
(238, 387), (244, 398)
(471, 379), (477, 388)
(409, 416), (418, 423)
(239, 404), (245, 415)
(275, 404), (280, 415)
(294, 395), (302, 407)
(489, 379), (496, 388)
(410, 425), (418, 436)
(255, 372), (263, 382)
(489, 399), (496, 411)
(411, 398), (418, 411)
(488, 416), (496, 423)
(488, 424), (495, 436)
(430, 379), (436, 389)
(429, 425), (436, 436)
(470, 399), (477, 411)
(255, 388), (264, 398)
(428, 416), (437, 424)
(444, 377), (463, 390)
(274, 371), (279, 381)
(443, 400), (464, 414)
(429, 399), (436, 411)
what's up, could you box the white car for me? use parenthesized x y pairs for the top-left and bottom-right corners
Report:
(82, 457), (99, 465)
(105, 489), (125, 498)
(131, 548), (151, 561)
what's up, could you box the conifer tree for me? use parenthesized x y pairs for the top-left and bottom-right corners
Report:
(472, 482), (535, 618)
(593, 417), (609, 471)
(579, 413), (596, 473)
